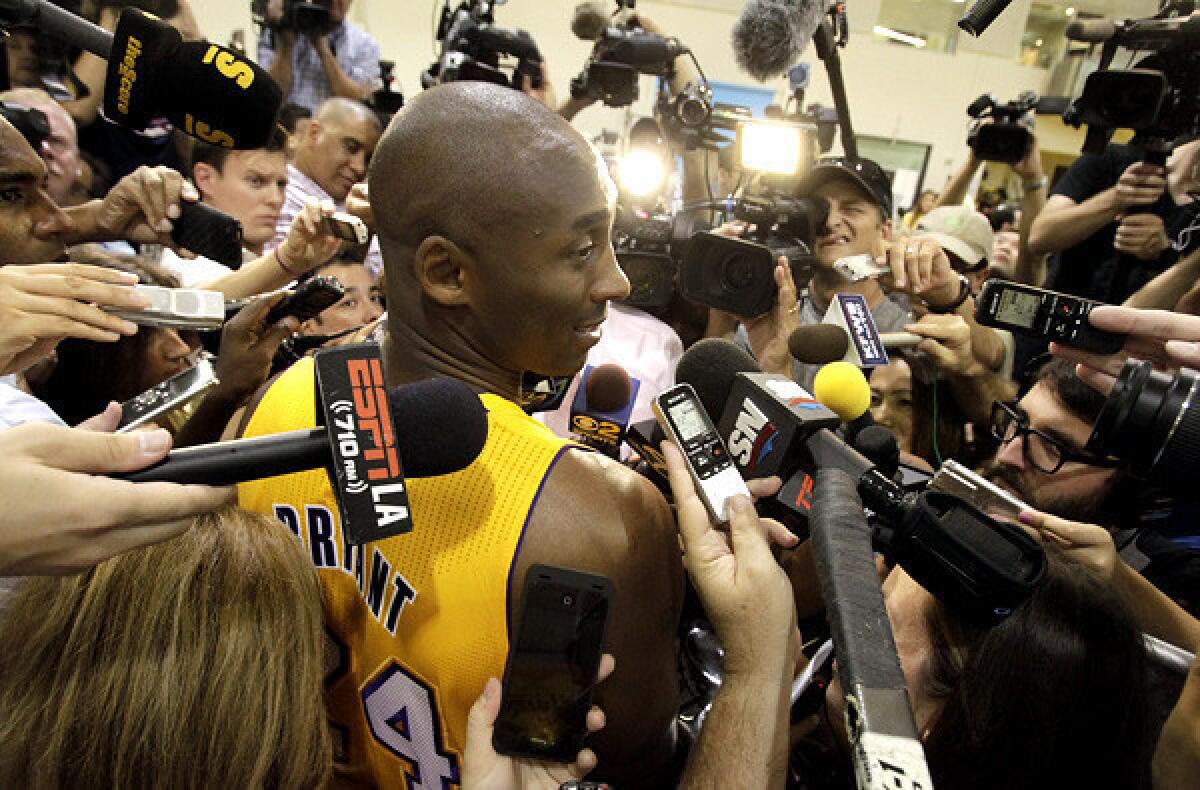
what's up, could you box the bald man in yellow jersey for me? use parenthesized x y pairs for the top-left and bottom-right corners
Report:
(236, 82), (684, 789)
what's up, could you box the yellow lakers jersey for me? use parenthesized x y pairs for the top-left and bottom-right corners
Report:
(238, 358), (574, 788)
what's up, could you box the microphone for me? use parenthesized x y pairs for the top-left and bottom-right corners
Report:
(788, 313), (923, 367)
(571, 0), (610, 41)
(957, 0), (1013, 37)
(810, 360), (896, 475)
(624, 418), (669, 491)
(569, 364), (639, 459)
(106, 9), (283, 149)
(119, 377), (488, 486)
(0, 2), (283, 149)
(731, 0), (825, 82)
(1064, 18), (1116, 42)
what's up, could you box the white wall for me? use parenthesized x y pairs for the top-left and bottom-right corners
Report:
(192, 0), (1057, 190)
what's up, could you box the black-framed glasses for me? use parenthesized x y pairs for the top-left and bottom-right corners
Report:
(990, 401), (1123, 474)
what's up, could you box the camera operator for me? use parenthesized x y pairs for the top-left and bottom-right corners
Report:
(938, 126), (1049, 287)
(257, 0), (380, 113)
(740, 158), (1006, 392)
(1028, 140), (1200, 304)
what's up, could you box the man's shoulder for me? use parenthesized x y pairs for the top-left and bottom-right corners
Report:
(541, 449), (672, 533)
(341, 19), (380, 49)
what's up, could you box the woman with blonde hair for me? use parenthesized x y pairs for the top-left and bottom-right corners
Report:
(0, 506), (331, 789)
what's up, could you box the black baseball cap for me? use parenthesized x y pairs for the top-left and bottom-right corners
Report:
(799, 156), (893, 218)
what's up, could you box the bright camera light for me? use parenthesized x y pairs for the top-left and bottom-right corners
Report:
(739, 121), (803, 175)
(618, 149), (667, 197)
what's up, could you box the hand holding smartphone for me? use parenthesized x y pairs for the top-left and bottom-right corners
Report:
(975, 279), (1126, 354)
(492, 565), (612, 763)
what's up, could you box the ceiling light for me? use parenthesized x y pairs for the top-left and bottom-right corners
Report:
(872, 25), (928, 48)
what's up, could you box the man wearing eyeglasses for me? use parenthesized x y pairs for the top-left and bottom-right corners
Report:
(985, 356), (1135, 527)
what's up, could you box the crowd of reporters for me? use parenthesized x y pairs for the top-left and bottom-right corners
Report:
(1, 0), (1200, 788)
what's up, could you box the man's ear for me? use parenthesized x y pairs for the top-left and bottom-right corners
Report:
(414, 236), (471, 308)
(192, 162), (217, 199)
(305, 118), (322, 148)
(882, 217), (894, 242)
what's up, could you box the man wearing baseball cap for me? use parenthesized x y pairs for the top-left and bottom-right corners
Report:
(742, 156), (1005, 391)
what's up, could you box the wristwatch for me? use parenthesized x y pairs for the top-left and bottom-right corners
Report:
(925, 274), (972, 314)
(1023, 175), (1048, 193)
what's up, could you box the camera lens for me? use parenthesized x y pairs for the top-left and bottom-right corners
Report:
(1087, 360), (1200, 493)
(562, 594), (575, 607)
(721, 254), (755, 291)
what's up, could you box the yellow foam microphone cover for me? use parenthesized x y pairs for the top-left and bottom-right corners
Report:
(812, 361), (872, 422)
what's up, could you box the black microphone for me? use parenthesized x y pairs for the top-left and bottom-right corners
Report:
(571, 0), (610, 41)
(0, 1), (284, 149)
(958, 0), (1013, 37)
(731, 0), (825, 81)
(119, 377), (488, 485)
(854, 424), (900, 481)
(105, 9), (283, 149)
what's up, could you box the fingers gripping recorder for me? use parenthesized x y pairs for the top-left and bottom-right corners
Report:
(118, 344), (489, 544)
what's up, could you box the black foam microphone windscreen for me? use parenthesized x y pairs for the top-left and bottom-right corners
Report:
(731, 0), (825, 82)
(675, 338), (761, 419)
(105, 8), (283, 149)
(788, 324), (850, 365)
(119, 377), (489, 485)
(571, 0), (610, 41)
(585, 364), (633, 413)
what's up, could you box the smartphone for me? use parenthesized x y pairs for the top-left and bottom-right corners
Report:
(975, 279), (1126, 354)
(108, 284), (225, 331)
(116, 353), (220, 433)
(492, 565), (612, 763)
(834, 253), (889, 283)
(172, 201), (244, 267)
(652, 383), (750, 524)
(265, 276), (346, 325)
(322, 211), (370, 244)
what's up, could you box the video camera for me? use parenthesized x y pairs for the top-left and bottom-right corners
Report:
(1064, 5), (1200, 155)
(0, 99), (49, 148)
(571, 24), (688, 107)
(422, 0), (543, 92)
(368, 59), (403, 115)
(966, 91), (1038, 164)
(679, 194), (827, 317)
(250, 0), (331, 36)
(612, 206), (707, 309)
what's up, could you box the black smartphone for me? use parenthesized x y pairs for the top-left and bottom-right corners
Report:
(492, 564), (613, 763)
(265, 276), (346, 325)
(172, 201), (244, 267)
(975, 279), (1126, 354)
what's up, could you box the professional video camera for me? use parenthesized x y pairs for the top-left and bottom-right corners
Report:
(1086, 358), (1200, 497)
(571, 23), (689, 107)
(1064, 4), (1200, 156)
(612, 206), (707, 309)
(421, 0), (543, 91)
(368, 59), (403, 115)
(679, 193), (828, 317)
(250, 0), (332, 36)
(966, 91), (1038, 164)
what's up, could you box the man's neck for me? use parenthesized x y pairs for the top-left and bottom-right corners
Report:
(382, 320), (524, 403)
(809, 266), (886, 311)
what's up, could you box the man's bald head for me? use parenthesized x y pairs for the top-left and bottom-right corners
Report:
(370, 82), (607, 271)
(370, 82), (627, 383)
(295, 98), (383, 201)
